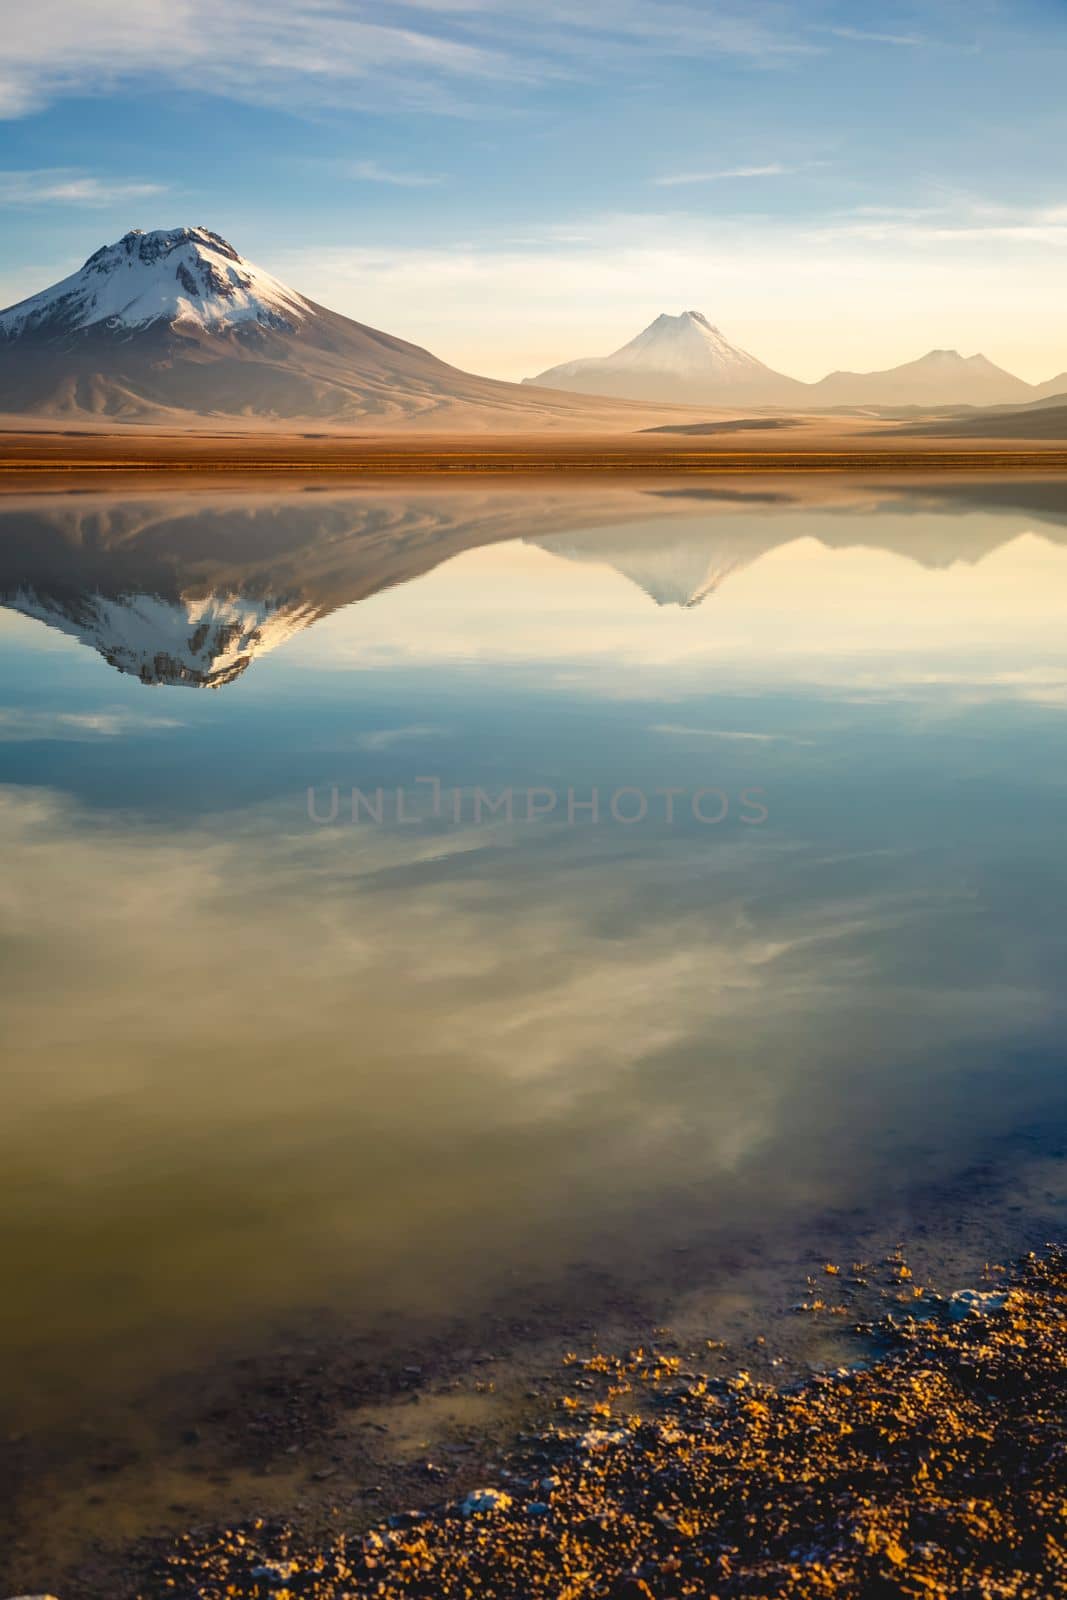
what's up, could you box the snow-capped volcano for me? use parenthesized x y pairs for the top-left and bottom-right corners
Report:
(526, 312), (804, 405)
(596, 312), (772, 380)
(0, 227), (311, 340)
(0, 225), (700, 428)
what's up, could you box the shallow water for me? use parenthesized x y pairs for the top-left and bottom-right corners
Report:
(1, 473), (1066, 1442)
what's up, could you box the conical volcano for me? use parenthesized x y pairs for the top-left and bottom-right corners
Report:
(525, 311), (804, 405)
(0, 227), (686, 429)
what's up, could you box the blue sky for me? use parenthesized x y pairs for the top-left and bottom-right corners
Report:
(1, 0), (1066, 380)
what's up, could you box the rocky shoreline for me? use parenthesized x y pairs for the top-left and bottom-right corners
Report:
(116, 1245), (1066, 1600)
(6, 1140), (1064, 1600)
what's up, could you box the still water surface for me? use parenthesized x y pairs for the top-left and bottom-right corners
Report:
(1, 475), (1066, 1435)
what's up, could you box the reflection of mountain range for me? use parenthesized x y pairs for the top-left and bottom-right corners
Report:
(0, 487), (660, 686)
(1, 478), (1065, 684)
(535, 481), (1067, 607)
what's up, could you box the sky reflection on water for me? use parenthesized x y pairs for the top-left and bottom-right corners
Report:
(1, 476), (1066, 1420)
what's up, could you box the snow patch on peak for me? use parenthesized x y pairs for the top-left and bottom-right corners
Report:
(527, 310), (799, 400)
(9, 588), (319, 688)
(609, 311), (771, 379)
(0, 226), (311, 339)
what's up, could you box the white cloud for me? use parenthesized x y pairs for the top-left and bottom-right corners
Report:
(0, 708), (183, 741)
(0, 170), (165, 207)
(0, 0), (811, 119)
(651, 724), (815, 745)
(392, 0), (816, 63)
(349, 160), (443, 187)
(354, 724), (449, 749)
(655, 163), (791, 185)
(827, 27), (925, 47)
(0, 73), (41, 117)
(0, 1), (529, 120)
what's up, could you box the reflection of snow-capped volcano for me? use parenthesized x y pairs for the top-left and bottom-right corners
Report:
(9, 588), (318, 688)
(2, 479), (1067, 691)
(531, 523), (765, 608)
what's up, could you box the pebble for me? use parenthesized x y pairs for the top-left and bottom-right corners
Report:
(947, 1288), (1008, 1320)
(460, 1487), (512, 1517)
(250, 1563), (297, 1585)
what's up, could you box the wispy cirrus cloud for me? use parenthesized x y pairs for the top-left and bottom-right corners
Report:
(349, 160), (443, 187)
(651, 724), (816, 745)
(0, 170), (165, 207)
(0, 707), (183, 741)
(0, 1), (531, 120)
(0, 0), (816, 120)
(821, 194), (1067, 245)
(827, 27), (926, 47)
(354, 724), (449, 750)
(438, 0), (819, 62)
(654, 163), (792, 186)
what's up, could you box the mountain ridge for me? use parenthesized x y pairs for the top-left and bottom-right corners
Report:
(526, 310), (805, 405)
(0, 228), (702, 430)
(2, 229), (1064, 422)
(527, 316), (1062, 410)
(804, 348), (1032, 408)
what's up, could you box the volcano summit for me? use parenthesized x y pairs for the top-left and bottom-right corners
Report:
(0, 227), (672, 429)
(526, 311), (804, 406)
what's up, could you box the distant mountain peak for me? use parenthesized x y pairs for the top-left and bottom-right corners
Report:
(667, 310), (714, 329)
(0, 225), (311, 340)
(527, 310), (802, 403)
(809, 345), (1032, 407)
(916, 348), (1000, 367)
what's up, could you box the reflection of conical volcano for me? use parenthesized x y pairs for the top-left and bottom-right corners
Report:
(534, 479), (1067, 604)
(1, 476), (1065, 688)
(528, 519), (773, 608)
